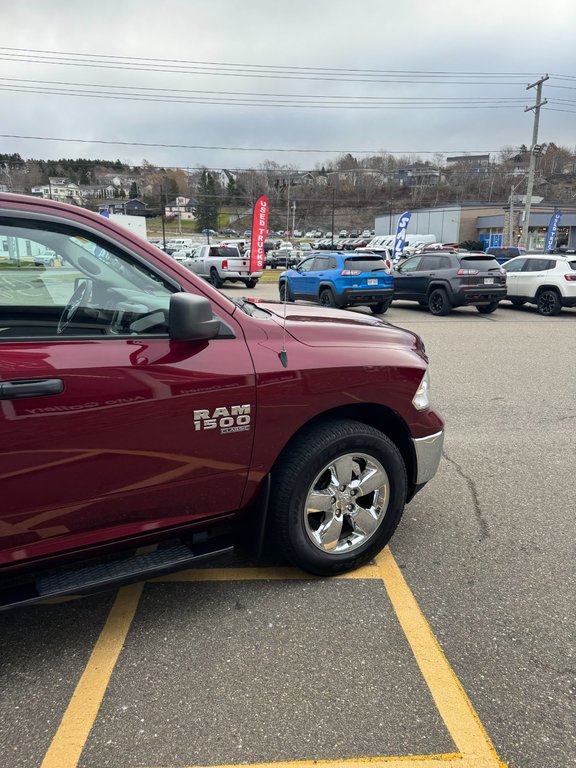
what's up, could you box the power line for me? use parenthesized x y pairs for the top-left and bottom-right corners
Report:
(0, 85), (528, 109)
(0, 133), (504, 155)
(0, 47), (543, 77)
(0, 76), (528, 102)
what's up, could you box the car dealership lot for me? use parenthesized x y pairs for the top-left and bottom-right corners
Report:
(1, 286), (574, 768)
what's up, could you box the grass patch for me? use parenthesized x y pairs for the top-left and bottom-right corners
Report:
(259, 269), (281, 284)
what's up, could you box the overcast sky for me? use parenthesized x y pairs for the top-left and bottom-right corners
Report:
(1, 0), (575, 171)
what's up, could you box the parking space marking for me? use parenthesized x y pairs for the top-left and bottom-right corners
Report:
(377, 550), (506, 768)
(40, 549), (506, 768)
(40, 582), (145, 768)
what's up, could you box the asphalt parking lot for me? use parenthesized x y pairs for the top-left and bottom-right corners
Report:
(1, 284), (574, 768)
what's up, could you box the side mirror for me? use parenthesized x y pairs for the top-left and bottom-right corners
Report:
(169, 293), (220, 341)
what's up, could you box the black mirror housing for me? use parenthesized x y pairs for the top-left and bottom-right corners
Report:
(169, 293), (220, 341)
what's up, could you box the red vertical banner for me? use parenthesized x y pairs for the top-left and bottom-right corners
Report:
(250, 195), (269, 273)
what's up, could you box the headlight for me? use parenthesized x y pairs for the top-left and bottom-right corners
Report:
(412, 369), (431, 410)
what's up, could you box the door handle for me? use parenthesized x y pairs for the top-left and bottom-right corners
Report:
(0, 378), (64, 400)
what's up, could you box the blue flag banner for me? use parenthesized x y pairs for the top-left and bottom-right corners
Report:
(393, 211), (412, 262)
(544, 209), (562, 253)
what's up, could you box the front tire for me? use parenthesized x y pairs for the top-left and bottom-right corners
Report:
(476, 301), (499, 314)
(269, 420), (407, 575)
(428, 288), (451, 316)
(537, 289), (561, 316)
(279, 281), (294, 302)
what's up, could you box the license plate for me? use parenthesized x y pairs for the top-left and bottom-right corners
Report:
(367, 278), (378, 285)
(484, 278), (494, 284)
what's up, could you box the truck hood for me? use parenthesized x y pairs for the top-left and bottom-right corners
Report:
(256, 301), (424, 353)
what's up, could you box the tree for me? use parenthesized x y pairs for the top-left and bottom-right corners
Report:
(193, 170), (220, 231)
(129, 181), (138, 199)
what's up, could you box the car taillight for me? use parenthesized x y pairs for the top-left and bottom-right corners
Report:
(564, 274), (576, 281)
(384, 259), (392, 274)
(457, 268), (479, 275)
(341, 269), (361, 276)
(222, 260), (228, 269)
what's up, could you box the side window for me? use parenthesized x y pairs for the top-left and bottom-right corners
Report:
(398, 257), (422, 273)
(297, 258), (315, 273)
(522, 259), (552, 272)
(438, 256), (452, 269)
(0, 220), (176, 340)
(503, 258), (525, 273)
(312, 257), (329, 271)
(420, 256), (440, 271)
(328, 257), (337, 269)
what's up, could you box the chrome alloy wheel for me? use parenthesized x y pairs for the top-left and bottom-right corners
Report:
(303, 452), (390, 554)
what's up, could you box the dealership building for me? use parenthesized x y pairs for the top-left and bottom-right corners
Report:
(375, 203), (576, 250)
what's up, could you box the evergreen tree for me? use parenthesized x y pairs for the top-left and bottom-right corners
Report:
(129, 181), (138, 199)
(193, 170), (220, 231)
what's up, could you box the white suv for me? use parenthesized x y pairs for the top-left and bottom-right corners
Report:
(503, 254), (576, 316)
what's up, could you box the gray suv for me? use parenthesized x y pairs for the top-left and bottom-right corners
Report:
(392, 251), (507, 315)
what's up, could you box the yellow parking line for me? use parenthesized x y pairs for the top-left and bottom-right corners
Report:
(40, 582), (144, 768)
(378, 549), (506, 768)
(153, 559), (382, 582)
(40, 548), (506, 768)
(139, 754), (463, 768)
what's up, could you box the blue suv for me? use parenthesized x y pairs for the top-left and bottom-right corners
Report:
(279, 252), (394, 313)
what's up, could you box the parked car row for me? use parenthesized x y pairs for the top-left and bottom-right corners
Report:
(277, 250), (576, 317)
(312, 237), (371, 251)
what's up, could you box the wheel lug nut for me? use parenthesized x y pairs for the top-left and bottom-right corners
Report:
(340, 485), (346, 491)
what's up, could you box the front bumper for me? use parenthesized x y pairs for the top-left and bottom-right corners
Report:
(412, 430), (444, 485)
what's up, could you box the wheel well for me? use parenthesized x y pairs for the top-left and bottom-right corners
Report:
(535, 284), (560, 298)
(270, 404), (416, 492)
(426, 282), (450, 298)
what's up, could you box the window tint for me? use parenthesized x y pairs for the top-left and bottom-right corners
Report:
(398, 257), (422, 272)
(312, 256), (330, 270)
(487, 247), (523, 259)
(344, 256), (388, 272)
(328, 256), (337, 269)
(459, 256), (500, 271)
(0, 221), (175, 340)
(419, 255), (444, 270)
(569, 261), (576, 271)
(523, 258), (555, 271)
(297, 258), (315, 272)
(502, 258), (525, 272)
(438, 256), (452, 269)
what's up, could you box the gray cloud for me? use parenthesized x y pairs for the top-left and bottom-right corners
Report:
(1, 0), (574, 168)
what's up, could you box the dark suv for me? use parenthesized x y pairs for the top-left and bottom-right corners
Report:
(392, 251), (507, 315)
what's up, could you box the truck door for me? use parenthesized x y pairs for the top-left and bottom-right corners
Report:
(0, 217), (256, 566)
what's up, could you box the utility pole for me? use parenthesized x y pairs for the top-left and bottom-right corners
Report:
(330, 188), (335, 248)
(285, 172), (291, 235)
(160, 185), (166, 251)
(520, 75), (548, 248)
(509, 185), (515, 245)
(291, 200), (296, 236)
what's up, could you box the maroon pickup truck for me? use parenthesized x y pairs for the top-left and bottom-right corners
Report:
(0, 194), (444, 609)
